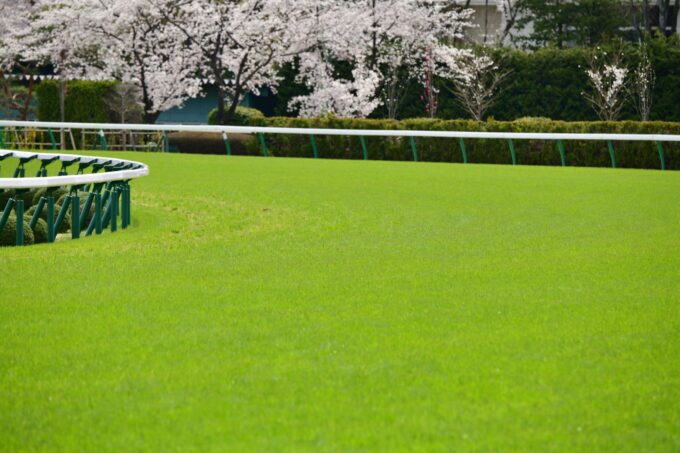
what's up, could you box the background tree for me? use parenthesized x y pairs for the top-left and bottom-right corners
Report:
(152, 0), (318, 124)
(515, 0), (629, 48)
(583, 46), (629, 120)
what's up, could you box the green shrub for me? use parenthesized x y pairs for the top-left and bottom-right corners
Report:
(36, 80), (117, 123)
(208, 106), (265, 126)
(0, 215), (35, 247)
(241, 116), (680, 170)
(26, 204), (71, 234)
(31, 218), (49, 244)
(32, 187), (68, 206)
(0, 189), (38, 210)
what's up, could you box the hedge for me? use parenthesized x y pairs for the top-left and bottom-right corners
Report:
(36, 80), (117, 123)
(208, 106), (265, 125)
(238, 117), (680, 170)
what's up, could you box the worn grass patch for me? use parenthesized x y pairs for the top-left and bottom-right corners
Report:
(1, 153), (679, 451)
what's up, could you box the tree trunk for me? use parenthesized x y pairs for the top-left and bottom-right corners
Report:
(20, 77), (35, 121)
(225, 84), (243, 124)
(216, 84), (227, 124)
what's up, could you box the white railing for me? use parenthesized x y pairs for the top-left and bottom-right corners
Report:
(1, 119), (680, 142)
(0, 150), (149, 189)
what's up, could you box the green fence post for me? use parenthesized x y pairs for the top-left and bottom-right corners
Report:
(111, 188), (118, 232)
(258, 133), (268, 157)
(54, 199), (70, 233)
(99, 130), (109, 151)
(556, 140), (567, 167)
(46, 194), (55, 242)
(47, 128), (57, 150)
(163, 131), (170, 153)
(0, 198), (14, 231)
(0, 127), (4, 148)
(458, 138), (468, 164)
(310, 134), (318, 159)
(607, 141), (617, 168)
(409, 136), (418, 162)
(359, 136), (368, 160)
(508, 139), (517, 166)
(222, 132), (232, 156)
(127, 184), (132, 225)
(71, 193), (80, 239)
(95, 192), (102, 234)
(656, 141), (666, 171)
(79, 192), (95, 231)
(15, 196), (24, 246)
(30, 197), (46, 229)
(123, 185), (130, 229)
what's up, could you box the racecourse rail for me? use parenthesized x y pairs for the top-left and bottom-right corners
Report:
(0, 148), (149, 246)
(1, 119), (679, 246)
(1, 119), (679, 170)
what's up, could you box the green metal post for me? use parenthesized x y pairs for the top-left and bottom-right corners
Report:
(508, 139), (517, 166)
(607, 141), (617, 168)
(0, 127), (4, 148)
(79, 192), (95, 230)
(310, 135), (318, 159)
(99, 130), (109, 151)
(30, 197), (46, 229)
(556, 140), (567, 167)
(15, 198), (24, 246)
(258, 133), (268, 157)
(163, 131), (170, 153)
(656, 141), (666, 171)
(222, 132), (232, 156)
(458, 138), (468, 164)
(409, 136), (418, 162)
(46, 195), (55, 242)
(121, 186), (128, 229)
(111, 189), (118, 232)
(359, 136), (368, 160)
(54, 200), (70, 233)
(0, 198), (14, 231)
(126, 184), (131, 225)
(47, 128), (57, 150)
(71, 194), (80, 239)
(95, 192), (102, 234)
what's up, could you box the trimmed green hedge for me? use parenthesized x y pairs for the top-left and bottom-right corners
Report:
(208, 106), (265, 125)
(242, 117), (680, 170)
(36, 80), (117, 123)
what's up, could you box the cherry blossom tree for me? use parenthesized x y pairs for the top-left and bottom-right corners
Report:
(20, 0), (202, 124)
(0, 1), (47, 120)
(440, 50), (510, 121)
(583, 47), (629, 121)
(291, 0), (474, 119)
(150, 0), (318, 124)
(629, 47), (655, 121)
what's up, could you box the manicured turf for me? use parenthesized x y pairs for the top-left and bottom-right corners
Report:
(1, 153), (679, 451)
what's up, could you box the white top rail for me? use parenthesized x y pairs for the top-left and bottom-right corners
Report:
(0, 150), (149, 189)
(1, 120), (680, 143)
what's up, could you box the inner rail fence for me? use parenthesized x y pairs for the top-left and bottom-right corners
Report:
(1, 120), (679, 171)
(0, 149), (148, 247)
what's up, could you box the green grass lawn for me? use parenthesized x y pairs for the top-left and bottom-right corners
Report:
(1, 153), (679, 451)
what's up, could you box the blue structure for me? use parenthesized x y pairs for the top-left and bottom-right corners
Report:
(157, 86), (276, 125)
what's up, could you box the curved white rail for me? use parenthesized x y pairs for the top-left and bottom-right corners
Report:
(1, 119), (680, 142)
(0, 149), (149, 189)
